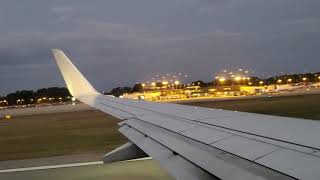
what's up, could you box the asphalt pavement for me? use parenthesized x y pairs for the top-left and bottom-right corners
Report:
(0, 159), (173, 180)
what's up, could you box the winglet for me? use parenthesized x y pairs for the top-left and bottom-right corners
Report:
(52, 49), (99, 98)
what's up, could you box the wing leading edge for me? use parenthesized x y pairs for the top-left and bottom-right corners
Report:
(52, 49), (320, 180)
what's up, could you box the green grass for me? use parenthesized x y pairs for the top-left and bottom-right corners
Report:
(0, 110), (127, 161)
(0, 94), (320, 161)
(185, 94), (320, 120)
(0, 160), (174, 180)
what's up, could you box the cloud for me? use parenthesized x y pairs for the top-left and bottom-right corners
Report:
(280, 17), (320, 33)
(0, 0), (320, 94)
(166, 30), (241, 42)
(51, 6), (74, 14)
(0, 64), (54, 70)
(283, 17), (320, 26)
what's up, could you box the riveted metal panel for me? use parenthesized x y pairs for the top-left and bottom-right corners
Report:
(257, 149), (320, 180)
(211, 136), (281, 161)
(181, 126), (233, 144)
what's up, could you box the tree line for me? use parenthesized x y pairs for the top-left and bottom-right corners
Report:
(1, 72), (319, 105)
(0, 87), (71, 106)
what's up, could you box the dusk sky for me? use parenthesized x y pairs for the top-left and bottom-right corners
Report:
(1, 0), (320, 95)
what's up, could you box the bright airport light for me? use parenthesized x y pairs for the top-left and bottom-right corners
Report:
(219, 78), (226, 82)
(235, 76), (242, 81)
(174, 81), (180, 85)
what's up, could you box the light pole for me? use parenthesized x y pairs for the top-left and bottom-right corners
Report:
(259, 81), (264, 86)
(234, 76), (241, 85)
(302, 77), (307, 82)
(174, 81), (180, 89)
(219, 78), (225, 86)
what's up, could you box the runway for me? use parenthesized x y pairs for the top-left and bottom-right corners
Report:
(0, 161), (104, 173)
(1, 93), (320, 179)
(0, 103), (92, 117)
(0, 158), (173, 180)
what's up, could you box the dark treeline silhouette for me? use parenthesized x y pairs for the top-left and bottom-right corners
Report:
(109, 72), (320, 97)
(108, 87), (133, 97)
(264, 73), (320, 85)
(1, 72), (319, 105)
(213, 72), (320, 86)
(191, 80), (212, 87)
(0, 87), (71, 106)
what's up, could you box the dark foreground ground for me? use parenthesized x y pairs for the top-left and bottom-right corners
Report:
(0, 160), (174, 180)
(185, 94), (320, 120)
(0, 110), (126, 161)
(1, 94), (320, 162)
(0, 94), (320, 180)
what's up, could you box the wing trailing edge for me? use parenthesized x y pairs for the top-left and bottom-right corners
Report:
(102, 142), (148, 163)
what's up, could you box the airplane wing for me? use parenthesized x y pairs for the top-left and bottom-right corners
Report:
(52, 49), (320, 180)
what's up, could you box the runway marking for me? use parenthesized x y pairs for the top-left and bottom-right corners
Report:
(119, 157), (152, 163)
(0, 157), (153, 174)
(0, 161), (103, 174)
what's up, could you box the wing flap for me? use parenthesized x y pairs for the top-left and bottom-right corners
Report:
(102, 142), (148, 163)
(121, 119), (294, 180)
(257, 149), (320, 180)
(119, 124), (216, 180)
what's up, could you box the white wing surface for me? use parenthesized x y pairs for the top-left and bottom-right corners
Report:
(52, 49), (320, 180)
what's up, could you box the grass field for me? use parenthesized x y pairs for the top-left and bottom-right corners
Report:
(0, 94), (319, 161)
(0, 110), (126, 161)
(185, 94), (320, 120)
